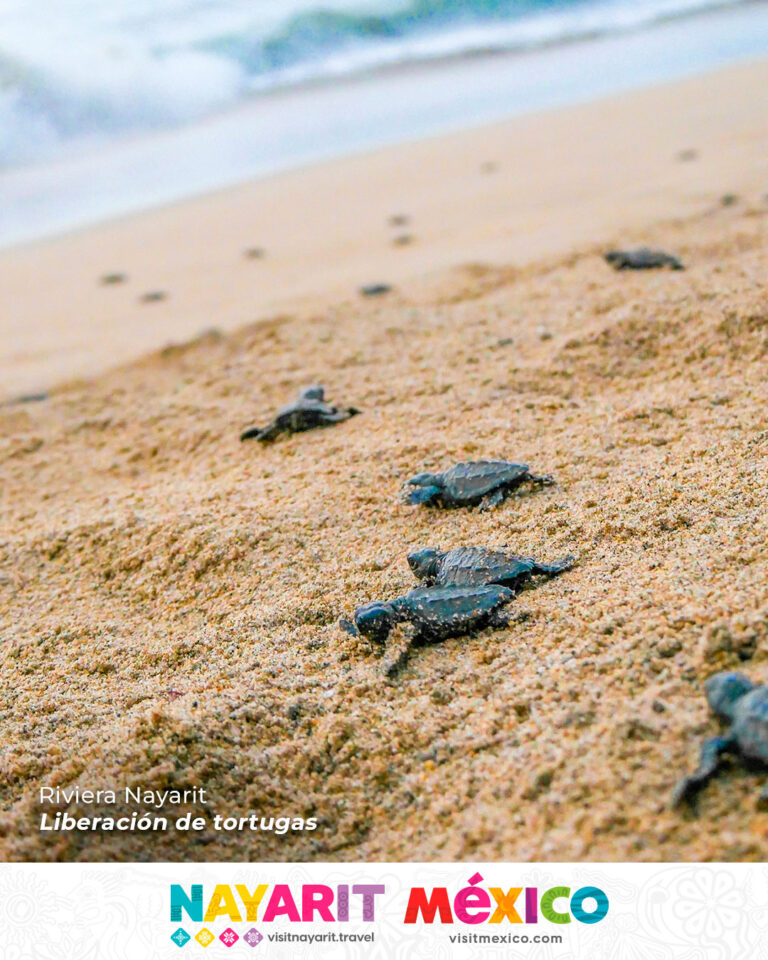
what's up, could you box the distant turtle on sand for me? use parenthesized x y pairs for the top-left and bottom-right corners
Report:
(403, 460), (554, 510)
(340, 584), (515, 645)
(360, 284), (392, 297)
(240, 385), (359, 443)
(100, 272), (127, 285)
(407, 546), (575, 590)
(673, 671), (768, 809)
(604, 248), (684, 271)
(140, 291), (168, 303)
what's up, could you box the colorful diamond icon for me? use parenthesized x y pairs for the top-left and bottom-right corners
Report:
(171, 928), (191, 948)
(195, 929), (215, 947)
(244, 928), (263, 947)
(220, 928), (239, 947)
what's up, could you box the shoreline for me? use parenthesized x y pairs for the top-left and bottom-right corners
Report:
(1, 56), (767, 401)
(0, 37), (767, 861)
(2, 1), (768, 251)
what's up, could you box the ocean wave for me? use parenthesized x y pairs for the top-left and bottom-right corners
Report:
(0, 0), (755, 168)
(231, 0), (755, 93)
(0, 40), (245, 166)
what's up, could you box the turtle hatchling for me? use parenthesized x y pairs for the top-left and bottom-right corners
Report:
(403, 460), (554, 510)
(240, 385), (359, 443)
(604, 247), (684, 270)
(341, 584), (514, 645)
(673, 671), (768, 809)
(360, 283), (392, 297)
(408, 545), (575, 590)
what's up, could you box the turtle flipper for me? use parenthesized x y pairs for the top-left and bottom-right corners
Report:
(479, 489), (505, 511)
(534, 554), (576, 577)
(488, 606), (511, 630)
(241, 421), (281, 443)
(321, 407), (360, 424)
(672, 735), (735, 808)
(254, 422), (282, 443)
(299, 385), (325, 402)
(381, 624), (417, 679)
(528, 472), (555, 487)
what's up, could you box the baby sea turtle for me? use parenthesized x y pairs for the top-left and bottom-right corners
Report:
(4, 392), (48, 406)
(673, 671), (768, 809)
(240, 385), (359, 443)
(403, 460), (554, 510)
(604, 248), (684, 271)
(407, 546), (574, 590)
(342, 584), (515, 645)
(360, 283), (392, 297)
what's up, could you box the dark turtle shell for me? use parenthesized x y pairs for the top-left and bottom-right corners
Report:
(732, 687), (768, 763)
(430, 547), (538, 587)
(241, 385), (359, 441)
(440, 461), (530, 502)
(395, 584), (513, 640)
(273, 397), (336, 432)
(604, 248), (683, 270)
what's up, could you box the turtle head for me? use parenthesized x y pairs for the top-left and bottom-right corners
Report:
(407, 548), (440, 582)
(354, 601), (393, 644)
(300, 385), (325, 402)
(704, 671), (754, 721)
(404, 473), (442, 505)
(407, 472), (439, 487)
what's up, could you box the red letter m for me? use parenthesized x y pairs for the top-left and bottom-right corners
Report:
(404, 888), (453, 924)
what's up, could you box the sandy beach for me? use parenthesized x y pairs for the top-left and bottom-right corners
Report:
(2, 58), (768, 401)
(1, 58), (768, 862)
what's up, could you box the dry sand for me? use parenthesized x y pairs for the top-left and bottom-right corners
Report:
(1, 61), (768, 863)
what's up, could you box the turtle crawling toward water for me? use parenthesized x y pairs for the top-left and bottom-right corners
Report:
(408, 545), (575, 590)
(403, 460), (554, 510)
(240, 385), (359, 443)
(604, 247), (684, 271)
(673, 671), (768, 809)
(341, 584), (515, 645)
(360, 283), (392, 297)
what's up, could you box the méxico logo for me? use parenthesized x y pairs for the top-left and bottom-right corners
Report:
(169, 876), (608, 947)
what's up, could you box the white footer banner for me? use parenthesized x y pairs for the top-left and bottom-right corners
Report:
(0, 862), (763, 959)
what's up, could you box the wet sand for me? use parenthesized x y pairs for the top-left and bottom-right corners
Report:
(1, 59), (768, 400)
(1, 62), (768, 862)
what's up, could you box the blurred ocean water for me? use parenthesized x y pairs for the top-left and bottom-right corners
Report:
(0, 0), (754, 168)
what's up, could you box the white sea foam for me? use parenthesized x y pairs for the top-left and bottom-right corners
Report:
(2, 0), (767, 248)
(0, 0), (754, 169)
